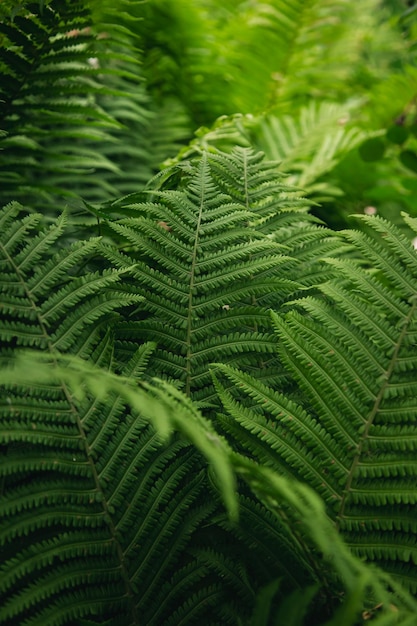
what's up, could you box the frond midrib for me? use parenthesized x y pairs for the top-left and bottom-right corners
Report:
(185, 158), (207, 396)
(336, 297), (417, 528)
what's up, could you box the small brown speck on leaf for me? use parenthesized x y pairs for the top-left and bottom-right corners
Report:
(157, 221), (172, 232)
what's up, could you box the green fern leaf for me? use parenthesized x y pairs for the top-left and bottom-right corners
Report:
(232, 456), (417, 626)
(0, 202), (141, 353)
(102, 148), (310, 404)
(0, 202), (238, 625)
(215, 212), (417, 591)
(252, 101), (366, 200)
(0, 0), (155, 209)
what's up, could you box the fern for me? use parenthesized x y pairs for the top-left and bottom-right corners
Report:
(94, 146), (352, 619)
(96, 145), (376, 621)
(0, 1), (118, 208)
(266, 0), (405, 112)
(0, 202), (141, 350)
(4, 350), (417, 624)
(233, 455), (417, 626)
(1, 357), (217, 625)
(3, 1), (417, 624)
(0, 202), (244, 625)
(135, 0), (306, 122)
(0, 0), (160, 211)
(214, 212), (417, 592)
(250, 101), (366, 201)
(101, 147), (328, 405)
(3, 200), (417, 624)
(173, 101), (368, 213)
(135, 0), (406, 125)
(81, 1), (192, 203)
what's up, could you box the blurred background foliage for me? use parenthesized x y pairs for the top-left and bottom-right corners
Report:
(1, 0), (417, 228)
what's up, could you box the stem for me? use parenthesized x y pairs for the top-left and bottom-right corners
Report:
(185, 159), (206, 396)
(336, 298), (417, 529)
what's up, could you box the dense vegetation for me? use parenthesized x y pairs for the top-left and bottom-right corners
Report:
(2, 1), (417, 624)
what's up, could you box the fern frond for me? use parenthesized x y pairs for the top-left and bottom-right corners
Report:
(0, 342), (243, 625)
(79, 6), (191, 203)
(3, 329), (417, 624)
(191, 102), (366, 205)
(216, 212), (417, 591)
(208, 146), (344, 294)
(0, 1), (118, 207)
(102, 148), (311, 405)
(252, 101), (366, 201)
(1, 403), (212, 625)
(233, 456), (417, 626)
(0, 0), (159, 210)
(0, 202), (141, 353)
(208, 145), (310, 227)
(0, 201), (241, 624)
(270, 0), (402, 112)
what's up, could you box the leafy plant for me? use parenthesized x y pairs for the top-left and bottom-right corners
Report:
(2, 1), (417, 625)
(3, 160), (417, 625)
(100, 146), (336, 406)
(0, 1), (122, 209)
(153, 0), (417, 228)
(248, 101), (367, 202)
(0, 200), (239, 625)
(0, 0), (190, 213)
(214, 212), (417, 593)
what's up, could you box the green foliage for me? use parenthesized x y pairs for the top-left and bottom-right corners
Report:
(100, 147), (334, 406)
(214, 212), (417, 593)
(135, 0), (405, 123)
(3, 159), (417, 625)
(0, 1), (120, 208)
(0, 202), (241, 625)
(0, 0), (191, 212)
(148, 0), (416, 228)
(248, 102), (367, 202)
(3, 1), (417, 624)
